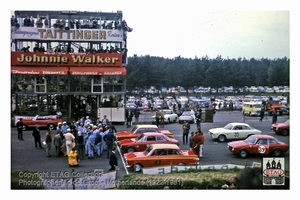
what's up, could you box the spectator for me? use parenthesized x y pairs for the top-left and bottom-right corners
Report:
(101, 115), (110, 127)
(11, 15), (18, 26)
(159, 110), (165, 128)
(84, 116), (92, 126)
(44, 18), (49, 28)
(32, 125), (43, 149)
(53, 131), (63, 157)
(155, 110), (160, 127)
(86, 129), (96, 159)
(125, 110), (134, 128)
(64, 128), (75, 156)
(45, 130), (52, 157)
(75, 131), (85, 160)
(16, 118), (24, 141)
(24, 16), (30, 27)
(85, 102), (92, 115)
(188, 132), (195, 150)
(196, 109), (202, 129)
(108, 146), (118, 172)
(134, 107), (140, 125)
(182, 120), (190, 145)
(30, 16), (35, 27)
(259, 105), (265, 121)
(68, 148), (79, 167)
(272, 109), (277, 124)
(103, 128), (116, 158)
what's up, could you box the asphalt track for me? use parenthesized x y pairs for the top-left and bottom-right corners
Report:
(10, 110), (290, 189)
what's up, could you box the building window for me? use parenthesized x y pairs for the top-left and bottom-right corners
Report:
(35, 76), (46, 93)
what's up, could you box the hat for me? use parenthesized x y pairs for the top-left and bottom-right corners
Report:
(63, 121), (67, 124)
(67, 128), (71, 132)
(58, 122), (62, 125)
(86, 116), (89, 119)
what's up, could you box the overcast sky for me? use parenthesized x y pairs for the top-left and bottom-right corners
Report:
(9, 0), (296, 60)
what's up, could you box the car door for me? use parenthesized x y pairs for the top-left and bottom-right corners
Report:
(146, 149), (163, 167)
(239, 125), (252, 139)
(251, 138), (270, 155)
(229, 125), (242, 140)
(156, 149), (168, 166)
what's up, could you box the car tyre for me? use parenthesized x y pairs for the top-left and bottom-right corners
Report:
(126, 147), (135, 153)
(168, 118), (171, 124)
(238, 149), (248, 158)
(134, 163), (143, 172)
(273, 149), (282, 157)
(217, 135), (226, 142)
(282, 129), (289, 136)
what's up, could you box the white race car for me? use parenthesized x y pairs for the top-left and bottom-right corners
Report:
(151, 109), (178, 124)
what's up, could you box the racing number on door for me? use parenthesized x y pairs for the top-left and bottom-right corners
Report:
(154, 160), (161, 165)
(234, 132), (239, 137)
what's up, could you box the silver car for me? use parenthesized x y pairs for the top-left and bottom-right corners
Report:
(178, 111), (194, 124)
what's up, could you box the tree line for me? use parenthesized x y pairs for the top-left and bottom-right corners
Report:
(125, 55), (289, 92)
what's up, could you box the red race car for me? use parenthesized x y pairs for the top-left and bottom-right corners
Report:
(271, 119), (290, 136)
(227, 134), (289, 158)
(119, 132), (179, 153)
(116, 124), (174, 142)
(124, 143), (199, 172)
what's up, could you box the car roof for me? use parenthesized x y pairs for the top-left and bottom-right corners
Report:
(150, 143), (180, 149)
(135, 125), (158, 128)
(142, 132), (165, 136)
(228, 122), (250, 126)
(251, 134), (275, 139)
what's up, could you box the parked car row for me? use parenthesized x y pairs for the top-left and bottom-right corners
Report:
(115, 124), (199, 172)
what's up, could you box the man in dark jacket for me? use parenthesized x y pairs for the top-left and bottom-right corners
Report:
(16, 118), (24, 140)
(103, 128), (116, 158)
(32, 124), (43, 149)
(134, 108), (140, 125)
(108, 146), (118, 172)
(125, 110), (134, 128)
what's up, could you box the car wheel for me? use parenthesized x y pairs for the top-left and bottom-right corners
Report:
(238, 149), (248, 158)
(134, 163), (143, 172)
(273, 149), (282, 157)
(282, 129), (289, 136)
(217, 135), (226, 142)
(126, 147), (135, 153)
(178, 120), (182, 124)
(168, 118), (171, 124)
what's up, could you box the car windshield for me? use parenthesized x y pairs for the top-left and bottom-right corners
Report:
(253, 104), (262, 108)
(131, 126), (138, 132)
(136, 134), (144, 141)
(244, 135), (257, 144)
(224, 123), (234, 130)
(182, 112), (190, 116)
(144, 145), (153, 155)
(285, 120), (290, 124)
(162, 135), (171, 141)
